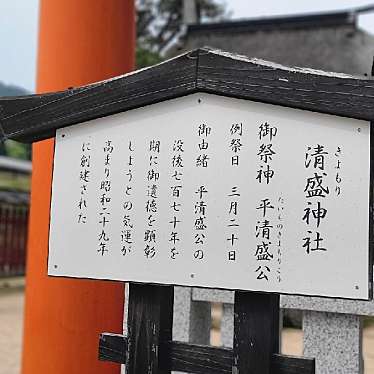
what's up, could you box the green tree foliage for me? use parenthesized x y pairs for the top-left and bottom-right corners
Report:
(136, 46), (163, 69)
(0, 82), (27, 97)
(5, 140), (31, 160)
(136, 0), (228, 68)
(0, 142), (6, 156)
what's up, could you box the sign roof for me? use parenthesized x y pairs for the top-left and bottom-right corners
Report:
(1, 47), (374, 143)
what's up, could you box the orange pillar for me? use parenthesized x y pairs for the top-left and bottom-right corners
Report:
(22, 2), (135, 374)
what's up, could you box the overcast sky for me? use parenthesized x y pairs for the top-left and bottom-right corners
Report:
(0, 0), (374, 93)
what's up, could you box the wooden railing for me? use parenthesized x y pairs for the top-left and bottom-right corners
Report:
(0, 203), (28, 277)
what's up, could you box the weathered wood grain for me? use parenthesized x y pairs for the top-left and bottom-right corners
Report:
(0, 51), (197, 143)
(99, 337), (315, 374)
(197, 50), (374, 121)
(126, 283), (174, 374)
(272, 354), (315, 374)
(1, 47), (374, 143)
(98, 333), (127, 364)
(233, 291), (280, 374)
(163, 341), (232, 374)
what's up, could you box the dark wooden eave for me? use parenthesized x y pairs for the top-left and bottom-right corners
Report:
(1, 47), (374, 144)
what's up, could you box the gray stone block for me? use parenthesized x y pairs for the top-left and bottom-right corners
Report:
(221, 303), (234, 347)
(303, 311), (363, 374)
(173, 286), (211, 344)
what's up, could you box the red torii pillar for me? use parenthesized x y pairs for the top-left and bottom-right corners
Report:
(21, 1), (135, 373)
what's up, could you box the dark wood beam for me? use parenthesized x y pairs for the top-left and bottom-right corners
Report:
(98, 333), (127, 364)
(99, 336), (315, 374)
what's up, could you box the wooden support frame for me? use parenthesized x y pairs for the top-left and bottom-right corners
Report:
(126, 283), (174, 374)
(233, 292), (280, 373)
(99, 283), (315, 374)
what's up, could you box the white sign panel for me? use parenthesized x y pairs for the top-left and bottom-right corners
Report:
(49, 93), (371, 299)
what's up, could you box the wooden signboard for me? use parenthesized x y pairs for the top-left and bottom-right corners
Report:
(4, 47), (374, 374)
(48, 93), (371, 299)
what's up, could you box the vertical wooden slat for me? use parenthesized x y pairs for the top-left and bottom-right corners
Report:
(22, 206), (29, 273)
(10, 206), (17, 274)
(15, 207), (21, 274)
(3, 207), (11, 276)
(126, 283), (174, 374)
(0, 205), (4, 275)
(17, 206), (25, 274)
(8, 205), (13, 274)
(11, 205), (18, 274)
(233, 291), (280, 374)
(2, 206), (7, 275)
(18, 206), (26, 274)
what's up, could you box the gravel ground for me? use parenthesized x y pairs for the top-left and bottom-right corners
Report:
(0, 288), (24, 374)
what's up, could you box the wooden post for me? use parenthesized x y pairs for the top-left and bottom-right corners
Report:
(126, 283), (174, 374)
(21, 1), (135, 374)
(233, 292), (280, 374)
